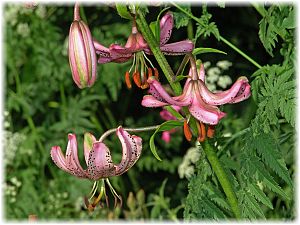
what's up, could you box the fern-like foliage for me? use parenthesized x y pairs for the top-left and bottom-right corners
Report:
(258, 5), (295, 56)
(184, 150), (231, 220)
(251, 64), (295, 134)
(194, 5), (220, 42)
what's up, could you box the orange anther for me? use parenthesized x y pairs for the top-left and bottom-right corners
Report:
(154, 68), (159, 80)
(140, 82), (149, 89)
(207, 125), (215, 138)
(125, 71), (132, 89)
(147, 68), (153, 79)
(183, 120), (192, 141)
(196, 122), (206, 142)
(133, 71), (141, 88)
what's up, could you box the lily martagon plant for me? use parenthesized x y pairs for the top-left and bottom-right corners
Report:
(69, 3), (97, 89)
(94, 12), (194, 89)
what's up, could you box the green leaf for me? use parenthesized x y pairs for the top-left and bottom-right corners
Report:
(248, 183), (273, 209)
(173, 6), (191, 29)
(115, 4), (132, 19)
(174, 75), (190, 82)
(163, 106), (184, 120)
(282, 8), (295, 29)
(192, 47), (227, 56)
(251, 64), (295, 133)
(149, 120), (183, 161)
(252, 158), (290, 200)
(244, 191), (265, 219)
(252, 133), (293, 187)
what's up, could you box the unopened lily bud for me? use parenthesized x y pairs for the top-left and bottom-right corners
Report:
(68, 4), (97, 88)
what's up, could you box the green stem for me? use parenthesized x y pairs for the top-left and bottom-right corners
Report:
(135, 13), (182, 95)
(202, 139), (241, 219)
(173, 3), (262, 69)
(219, 36), (262, 69)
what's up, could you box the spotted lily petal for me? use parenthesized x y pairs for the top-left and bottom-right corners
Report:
(228, 82), (251, 103)
(115, 127), (142, 175)
(51, 146), (69, 173)
(87, 142), (116, 180)
(189, 84), (226, 125)
(160, 40), (194, 55)
(160, 12), (173, 45)
(65, 134), (88, 178)
(147, 77), (192, 106)
(198, 76), (251, 105)
(93, 40), (110, 56)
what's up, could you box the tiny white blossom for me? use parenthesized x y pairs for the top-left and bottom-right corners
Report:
(217, 60), (232, 70)
(217, 75), (232, 89)
(203, 61), (211, 69)
(207, 67), (221, 77)
(16, 23), (30, 38)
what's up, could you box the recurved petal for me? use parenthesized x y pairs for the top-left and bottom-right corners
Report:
(147, 77), (191, 106)
(65, 134), (88, 178)
(109, 44), (134, 58)
(115, 127), (142, 175)
(160, 12), (173, 45)
(87, 142), (116, 180)
(198, 76), (250, 105)
(50, 146), (69, 172)
(228, 82), (251, 103)
(84, 133), (97, 166)
(93, 40), (110, 57)
(160, 40), (194, 55)
(189, 84), (226, 125)
(141, 95), (169, 107)
(198, 64), (205, 81)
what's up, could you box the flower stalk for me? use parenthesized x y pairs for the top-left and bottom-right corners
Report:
(99, 125), (160, 142)
(135, 12), (183, 95)
(202, 139), (241, 219)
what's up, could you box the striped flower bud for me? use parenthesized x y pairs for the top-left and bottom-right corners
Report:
(68, 4), (97, 88)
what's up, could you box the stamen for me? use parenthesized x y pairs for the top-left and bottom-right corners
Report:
(154, 68), (159, 80)
(88, 181), (99, 201)
(133, 71), (142, 88)
(207, 125), (215, 138)
(197, 122), (206, 142)
(128, 53), (136, 73)
(142, 51), (155, 69)
(147, 68), (153, 78)
(91, 183), (105, 207)
(140, 82), (149, 89)
(125, 71), (132, 89)
(183, 120), (192, 141)
(105, 178), (123, 208)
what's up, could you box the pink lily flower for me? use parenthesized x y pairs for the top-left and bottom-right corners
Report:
(141, 59), (251, 127)
(160, 106), (181, 143)
(50, 127), (142, 180)
(94, 12), (194, 89)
